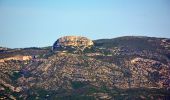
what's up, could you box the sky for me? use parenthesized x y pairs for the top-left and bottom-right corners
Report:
(0, 0), (170, 48)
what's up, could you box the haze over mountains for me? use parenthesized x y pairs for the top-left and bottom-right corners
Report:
(0, 36), (170, 100)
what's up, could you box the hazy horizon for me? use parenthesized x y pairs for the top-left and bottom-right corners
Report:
(0, 0), (170, 48)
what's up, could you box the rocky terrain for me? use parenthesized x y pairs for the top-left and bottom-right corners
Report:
(53, 36), (93, 52)
(0, 36), (170, 100)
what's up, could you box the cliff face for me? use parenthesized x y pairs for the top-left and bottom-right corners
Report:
(0, 55), (32, 63)
(52, 36), (93, 51)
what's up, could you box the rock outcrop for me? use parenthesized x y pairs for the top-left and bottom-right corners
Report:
(52, 36), (93, 51)
(0, 55), (32, 63)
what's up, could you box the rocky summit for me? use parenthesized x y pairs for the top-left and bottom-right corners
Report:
(0, 36), (170, 100)
(52, 36), (93, 52)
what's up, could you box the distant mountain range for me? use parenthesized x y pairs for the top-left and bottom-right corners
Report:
(0, 36), (170, 100)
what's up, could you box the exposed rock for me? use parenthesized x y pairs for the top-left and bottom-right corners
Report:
(52, 36), (93, 52)
(93, 93), (112, 99)
(0, 55), (32, 63)
(0, 79), (22, 92)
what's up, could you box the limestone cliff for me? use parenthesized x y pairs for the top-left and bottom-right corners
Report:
(52, 36), (93, 51)
(0, 55), (32, 63)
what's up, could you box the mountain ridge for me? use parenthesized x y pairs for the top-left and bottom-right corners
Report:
(0, 36), (170, 99)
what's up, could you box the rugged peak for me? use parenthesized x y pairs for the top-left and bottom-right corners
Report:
(52, 36), (94, 51)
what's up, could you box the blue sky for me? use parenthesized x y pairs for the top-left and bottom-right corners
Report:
(0, 0), (170, 48)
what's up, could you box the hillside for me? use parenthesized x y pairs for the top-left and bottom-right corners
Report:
(0, 36), (170, 100)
